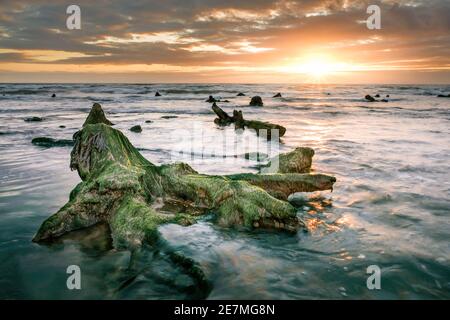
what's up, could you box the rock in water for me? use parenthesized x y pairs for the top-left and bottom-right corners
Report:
(155, 91), (161, 97)
(129, 125), (142, 133)
(145, 120), (153, 123)
(33, 104), (336, 249)
(161, 115), (178, 119)
(31, 137), (74, 147)
(365, 95), (376, 102)
(437, 94), (450, 98)
(249, 96), (263, 106)
(83, 103), (113, 126)
(24, 116), (43, 122)
(51, 94), (56, 98)
(237, 92), (246, 96)
(205, 95), (217, 103)
(273, 93), (282, 98)
(375, 94), (380, 98)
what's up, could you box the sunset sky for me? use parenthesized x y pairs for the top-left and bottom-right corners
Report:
(0, 0), (449, 83)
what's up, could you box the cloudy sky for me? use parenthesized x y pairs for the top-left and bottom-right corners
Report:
(0, 0), (449, 83)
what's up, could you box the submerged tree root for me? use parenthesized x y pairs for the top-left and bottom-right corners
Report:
(33, 103), (336, 298)
(212, 103), (286, 139)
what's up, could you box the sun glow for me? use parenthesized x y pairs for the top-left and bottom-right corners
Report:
(280, 54), (351, 78)
(302, 59), (334, 77)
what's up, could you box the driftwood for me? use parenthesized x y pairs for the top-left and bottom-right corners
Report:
(33, 103), (336, 246)
(212, 103), (286, 139)
(32, 103), (336, 298)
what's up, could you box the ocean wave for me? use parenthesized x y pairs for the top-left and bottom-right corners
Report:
(1, 89), (50, 95)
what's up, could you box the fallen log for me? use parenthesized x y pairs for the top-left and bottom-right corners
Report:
(212, 103), (286, 139)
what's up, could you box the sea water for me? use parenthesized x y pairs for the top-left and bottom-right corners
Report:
(0, 83), (449, 299)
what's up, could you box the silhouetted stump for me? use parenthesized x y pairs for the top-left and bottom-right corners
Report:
(250, 96), (263, 106)
(206, 95), (217, 103)
(365, 95), (376, 102)
(212, 103), (285, 139)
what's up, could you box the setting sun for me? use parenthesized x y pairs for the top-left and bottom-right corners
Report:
(279, 54), (347, 79)
(301, 57), (336, 77)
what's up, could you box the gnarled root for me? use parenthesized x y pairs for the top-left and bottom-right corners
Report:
(212, 103), (286, 139)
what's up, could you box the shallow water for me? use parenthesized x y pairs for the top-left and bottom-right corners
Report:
(0, 83), (449, 299)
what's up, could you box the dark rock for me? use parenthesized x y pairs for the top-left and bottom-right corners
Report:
(59, 125), (66, 128)
(237, 92), (246, 96)
(129, 125), (142, 133)
(155, 92), (161, 97)
(365, 95), (376, 102)
(24, 116), (43, 122)
(206, 95), (217, 103)
(145, 120), (153, 123)
(386, 94), (390, 98)
(161, 115), (178, 119)
(51, 94), (56, 98)
(249, 96), (263, 106)
(375, 94), (380, 98)
(437, 94), (450, 98)
(273, 93), (282, 98)
(381, 99), (389, 102)
(32, 137), (74, 147)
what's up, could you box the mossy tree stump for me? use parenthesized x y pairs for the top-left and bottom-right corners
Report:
(33, 104), (336, 249)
